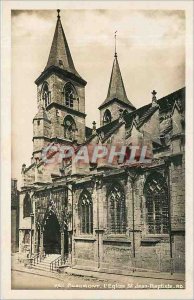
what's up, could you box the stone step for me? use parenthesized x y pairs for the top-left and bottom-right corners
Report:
(32, 264), (55, 272)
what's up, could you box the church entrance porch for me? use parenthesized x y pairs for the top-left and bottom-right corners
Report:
(43, 213), (61, 254)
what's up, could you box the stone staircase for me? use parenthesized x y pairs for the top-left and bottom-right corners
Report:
(31, 254), (61, 272)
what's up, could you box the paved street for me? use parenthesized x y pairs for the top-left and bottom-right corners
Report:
(12, 270), (61, 289)
(12, 270), (115, 290)
(12, 269), (185, 290)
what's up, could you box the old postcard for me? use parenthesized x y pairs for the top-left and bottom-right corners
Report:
(1, 0), (193, 299)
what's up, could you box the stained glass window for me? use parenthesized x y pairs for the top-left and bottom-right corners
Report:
(108, 184), (126, 234)
(79, 190), (93, 234)
(144, 174), (169, 234)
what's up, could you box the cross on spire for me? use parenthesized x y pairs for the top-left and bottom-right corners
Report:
(151, 90), (157, 106)
(114, 31), (117, 58)
(152, 90), (157, 97)
(57, 9), (60, 19)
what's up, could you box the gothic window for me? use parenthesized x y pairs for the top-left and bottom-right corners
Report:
(23, 193), (32, 218)
(42, 83), (50, 107)
(144, 173), (169, 234)
(64, 83), (76, 108)
(108, 184), (126, 234)
(64, 115), (77, 141)
(79, 190), (93, 234)
(103, 109), (112, 125)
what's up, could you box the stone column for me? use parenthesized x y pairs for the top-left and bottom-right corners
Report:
(93, 178), (104, 269)
(33, 228), (38, 253)
(61, 231), (65, 259)
(68, 229), (72, 264)
(39, 230), (44, 256)
(19, 230), (25, 253)
(95, 229), (104, 269)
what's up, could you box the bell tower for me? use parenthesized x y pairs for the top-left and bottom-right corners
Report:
(33, 10), (87, 159)
(98, 33), (135, 126)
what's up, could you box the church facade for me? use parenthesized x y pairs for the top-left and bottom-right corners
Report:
(19, 11), (185, 275)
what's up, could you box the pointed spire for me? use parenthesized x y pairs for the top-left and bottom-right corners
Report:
(99, 53), (135, 109)
(45, 10), (81, 78)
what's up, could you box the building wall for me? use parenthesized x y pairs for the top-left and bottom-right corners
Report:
(71, 162), (185, 273)
(11, 179), (19, 253)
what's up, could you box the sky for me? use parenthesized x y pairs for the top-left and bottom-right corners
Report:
(11, 9), (185, 187)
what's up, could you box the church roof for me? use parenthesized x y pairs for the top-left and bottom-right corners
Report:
(99, 55), (135, 110)
(96, 119), (119, 136)
(45, 14), (81, 78)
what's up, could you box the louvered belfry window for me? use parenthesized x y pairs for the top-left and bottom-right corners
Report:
(65, 83), (76, 108)
(108, 184), (126, 234)
(79, 190), (93, 234)
(144, 174), (169, 234)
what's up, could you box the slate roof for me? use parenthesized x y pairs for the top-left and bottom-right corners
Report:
(101, 121), (124, 143)
(44, 15), (83, 80)
(85, 126), (93, 139)
(157, 87), (185, 113)
(137, 106), (158, 129)
(96, 119), (119, 136)
(99, 55), (135, 110)
(123, 87), (185, 130)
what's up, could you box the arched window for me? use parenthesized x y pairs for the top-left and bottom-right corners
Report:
(64, 83), (77, 108)
(79, 190), (93, 234)
(108, 184), (126, 234)
(144, 173), (169, 234)
(103, 109), (112, 125)
(64, 115), (77, 141)
(23, 193), (32, 218)
(42, 83), (50, 108)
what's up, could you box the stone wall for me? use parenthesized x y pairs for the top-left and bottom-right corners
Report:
(71, 167), (185, 274)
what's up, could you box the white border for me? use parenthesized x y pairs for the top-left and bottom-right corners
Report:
(1, 1), (193, 299)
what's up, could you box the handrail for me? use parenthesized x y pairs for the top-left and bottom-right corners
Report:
(32, 253), (39, 266)
(50, 253), (68, 272)
(31, 252), (47, 266)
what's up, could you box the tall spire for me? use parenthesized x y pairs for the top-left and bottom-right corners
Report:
(99, 46), (135, 110)
(45, 10), (81, 78)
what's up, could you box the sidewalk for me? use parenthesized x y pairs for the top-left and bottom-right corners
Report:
(11, 253), (184, 286)
(64, 266), (185, 283)
(11, 254), (62, 281)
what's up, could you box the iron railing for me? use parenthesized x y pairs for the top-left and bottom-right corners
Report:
(31, 252), (47, 266)
(50, 253), (68, 272)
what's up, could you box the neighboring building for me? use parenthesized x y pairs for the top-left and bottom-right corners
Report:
(19, 11), (185, 274)
(11, 179), (19, 252)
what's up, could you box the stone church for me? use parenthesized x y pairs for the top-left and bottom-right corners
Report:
(19, 11), (185, 274)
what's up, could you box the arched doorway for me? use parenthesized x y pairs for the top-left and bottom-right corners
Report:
(43, 213), (61, 254)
